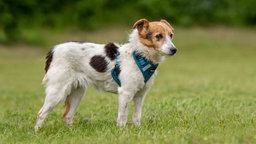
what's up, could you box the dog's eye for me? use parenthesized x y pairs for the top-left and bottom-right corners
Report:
(170, 34), (173, 39)
(155, 34), (163, 41)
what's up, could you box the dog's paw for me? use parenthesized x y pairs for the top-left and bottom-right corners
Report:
(132, 121), (141, 127)
(117, 121), (127, 127)
(34, 125), (41, 132)
(63, 116), (73, 126)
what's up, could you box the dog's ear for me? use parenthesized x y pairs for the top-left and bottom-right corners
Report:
(160, 19), (174, 31)
(133, 18), (149, 31)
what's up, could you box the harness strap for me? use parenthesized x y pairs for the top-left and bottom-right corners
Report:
(132, 51), (158, 83)
(111, 50), (158, 86)
(111, 51), (121, 86)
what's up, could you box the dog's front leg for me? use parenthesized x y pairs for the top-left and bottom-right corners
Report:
(117, 88), (135, 127)
(132, 85), (150, 126)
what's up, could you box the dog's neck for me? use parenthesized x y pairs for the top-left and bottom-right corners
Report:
(128, 29), (164, 64)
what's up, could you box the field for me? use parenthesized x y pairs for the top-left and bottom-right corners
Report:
(0, 27), (256, 143)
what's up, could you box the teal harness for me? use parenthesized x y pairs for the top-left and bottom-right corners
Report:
(111, 51), (158, 86)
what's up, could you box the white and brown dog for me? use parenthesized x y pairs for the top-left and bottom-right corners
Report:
(35, 18), (176, 130)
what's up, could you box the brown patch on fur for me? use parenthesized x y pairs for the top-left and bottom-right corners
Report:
(63, 99), (70, 118)
(134, 19), (174, 49)
(105, 42), (119, 61)
(89, 55), (108, 73)
(160, 19), (174, 31)
(133, 18), (149, 31)
(140, 22), (166, 48)
(45, 49), (54, 73)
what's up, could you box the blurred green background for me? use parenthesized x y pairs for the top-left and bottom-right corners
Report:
(1, 1), (256, 143)
(0, 0), (256, 43)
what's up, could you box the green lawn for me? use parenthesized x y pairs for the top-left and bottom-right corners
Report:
(0, 27), (256, 143)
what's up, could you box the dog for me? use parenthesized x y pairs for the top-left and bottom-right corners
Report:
(35, 18), (176, 131)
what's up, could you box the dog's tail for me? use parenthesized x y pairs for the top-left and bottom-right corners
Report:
(42, 48), (55, 85)
(45, 48), (54, 73)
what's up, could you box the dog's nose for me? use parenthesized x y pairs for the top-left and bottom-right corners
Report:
(170, 48), (177, 55)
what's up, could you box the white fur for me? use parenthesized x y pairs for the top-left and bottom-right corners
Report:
(160, 33), (176, 55)
(35, 28), (174, 131)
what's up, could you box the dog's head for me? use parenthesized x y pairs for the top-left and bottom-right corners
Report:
(133, 18), (177, 56)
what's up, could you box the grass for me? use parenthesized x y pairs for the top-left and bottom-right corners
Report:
(0, 27), (256, 143)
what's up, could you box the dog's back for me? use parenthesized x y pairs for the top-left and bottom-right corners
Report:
(43, 42), (119, 88)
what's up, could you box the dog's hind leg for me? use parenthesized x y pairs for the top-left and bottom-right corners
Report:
(63, 86), (85, 126)
(35, 84), (72, 131)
